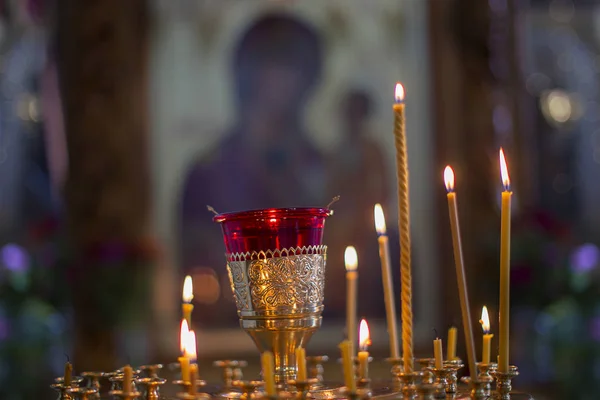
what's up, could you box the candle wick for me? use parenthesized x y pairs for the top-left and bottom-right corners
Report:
(64, 353), (70, 362)
(432, 328), (438, 338)
(326, 195), (341, 209)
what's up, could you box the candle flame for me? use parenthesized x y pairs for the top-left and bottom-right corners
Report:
(185, 330), (198, 361)
(480, 306), (491, 333)
(359, 319), (371, 350)
(395, 83), (405, 103)
(374, 204), (387, 235)
(180, 319), (190, 354)
(344, 246), (358, 272)
(499, 148), (510, 191)
(444, 166), (455, 192)
(183, 275), (193, 303)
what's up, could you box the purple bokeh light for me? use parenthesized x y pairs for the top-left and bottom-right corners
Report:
(569, 243), (599, 273)
(0, 244), (29, 272)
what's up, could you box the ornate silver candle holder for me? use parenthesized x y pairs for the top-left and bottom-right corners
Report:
(136, 377), (167, 400)
(442, 358), (464, 394)
(51, 382), (74, 400)
(109, 389), (142, 400)
(493, 365), (519, 400)
(415, 358), (435, 384)
(416, 381), (443, 400)
(54, 376), (84, 386)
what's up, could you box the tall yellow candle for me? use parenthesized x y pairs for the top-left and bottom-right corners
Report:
(123, 365), (133, 393)
(480, 306), (494, 364)
(393, 83), (414, 373)
(374, 204), (400, 359)
(433, 337), (443, 370)
(296, 347), (307, 382)
(444, 166), (478, 382)
(262, 351), (276, 396)
(447, 326), (458, 361)
(182, 275), (194, 327)
(339, 340), (357, 393)
(498, 149), (512, 373)
(344, 246), (358, 356)
(357, 319), (371, 380)
(64, 361), (73, 386)
(179, 319), (191, 382)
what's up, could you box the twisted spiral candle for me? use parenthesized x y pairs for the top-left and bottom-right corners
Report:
(393, 83), (414, 373)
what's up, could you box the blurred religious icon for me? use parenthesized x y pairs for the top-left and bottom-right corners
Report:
(324, 89), (391, 317)
(180, 13), (327, 327)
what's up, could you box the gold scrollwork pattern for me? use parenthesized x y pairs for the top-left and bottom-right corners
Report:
(226, 247), (326, 313)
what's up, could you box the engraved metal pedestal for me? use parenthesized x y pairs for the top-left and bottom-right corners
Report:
(226, 246), (327, 384)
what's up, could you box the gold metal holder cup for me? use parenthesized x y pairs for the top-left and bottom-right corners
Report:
(286, 379), (315, 400)
(384, 357), (404, 392)
(66, 387), (98, 400)
(415, 358), (435, 384)
(356, 378), (372, 398)
(54, 376), (84, 386)
(225, 245), (327, 383)
(232, 380), (265, 400)
(139, 364), (163, 378)
(214, 360), (248, 390)
(493, 366), (519, 400)
(136, 377), (166, 400)
(306, 355), (328, 385)
(109, 389), (142, 400)
(396, 371), (422, 400)
(476, 362), (497, 398)
(81, 372), (105, 394)
(442, 358), (464, 394)
(416, 381), (443, 400)
(173, 379), (207, 394)
(51, 383), (75, 400)
(426, 368), (450, 399)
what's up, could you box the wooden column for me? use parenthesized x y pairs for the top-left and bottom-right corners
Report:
(56, 0), (151, 371)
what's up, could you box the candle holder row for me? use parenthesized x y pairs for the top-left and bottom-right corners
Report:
(51, 356), (529, 400)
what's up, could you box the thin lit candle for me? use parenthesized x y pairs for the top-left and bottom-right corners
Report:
(345, 246), (358, 356)
(178, 319), (191, 382)
(480, 306), (494, 365)
(498, 149), (512, 373)
(444, 166), (477, 382)
(393, 82), (414, 373)
(182, 275), (194, 327)
(357, 319), (371, 380)
(374, 204), (400, 359)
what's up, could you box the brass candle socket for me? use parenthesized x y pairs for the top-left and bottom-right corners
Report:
(66, 387), (98, 400)
(173, 379), (207, 395)
(384, 357), (404, 392)
(139, 364), (163, 379)
(51, 383), (75, 400)
(492, 366), (519, 400)
(416, 381), (443, 400)
(109, 375), (138, 392)
(286, 379), (312, 400)
(81, 372), (105, 394)
(214, 360), (248, 389)
(306, 355), (328, 384)
(415, 358), (435, 384)
(442, 359), (464, 394)
(356, 378), (372, 398)
(136, 377), (166, 400)
(233, 380), (265, 400)
(54, 376), (84, 386)
(176, 392), (212, 400)
(225, 246), (327, 383)
(395, 371), (422, 400)
(109, 390), (142, 400)
(475, 362), (497, 398)
(425, 368), (450, 399)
